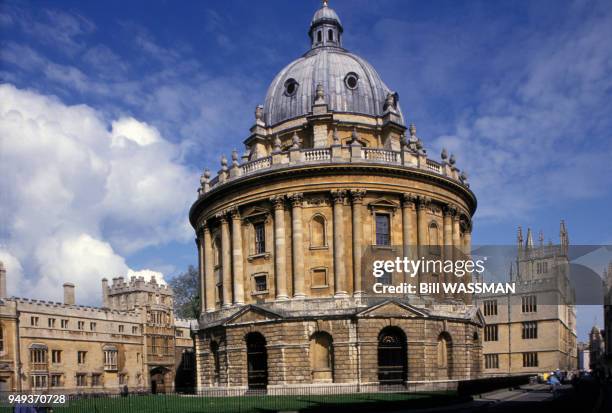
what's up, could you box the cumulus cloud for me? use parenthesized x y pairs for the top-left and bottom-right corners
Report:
(0, 84), (197, 303)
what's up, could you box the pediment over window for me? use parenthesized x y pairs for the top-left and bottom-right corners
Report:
(357, 300), (428, 318)
(367, 198), (399, 213)
(223, 305), (282, 326)
(241, 206), (271, 223)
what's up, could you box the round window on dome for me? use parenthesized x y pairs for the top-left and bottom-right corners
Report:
(284, 78), (299, 96)
(344, 73), (359, 90)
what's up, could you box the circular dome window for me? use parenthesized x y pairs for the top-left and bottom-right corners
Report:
(344, 72), (359, 90)
(284, 78), (299, 96)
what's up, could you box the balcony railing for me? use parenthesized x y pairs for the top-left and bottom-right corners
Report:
(198, 146), (467, 196)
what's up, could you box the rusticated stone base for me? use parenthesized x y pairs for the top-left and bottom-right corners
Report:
(195, 299), (483, 389)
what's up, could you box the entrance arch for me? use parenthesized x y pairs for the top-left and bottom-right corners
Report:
(377, 326), (407, 386)
(150, 366), (171, 394)
(246, 332), (268, 389)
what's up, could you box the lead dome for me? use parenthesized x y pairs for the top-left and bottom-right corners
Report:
(263, 1), (404, 127)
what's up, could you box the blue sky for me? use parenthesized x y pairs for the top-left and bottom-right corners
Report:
(1, 0), (611, 340)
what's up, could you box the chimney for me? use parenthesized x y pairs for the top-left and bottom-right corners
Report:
(63, 282), (75, 305)
(0, 261), (6, 299)
(101, 278), (109, 308)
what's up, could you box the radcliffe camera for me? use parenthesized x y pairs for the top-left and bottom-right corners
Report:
(1, 1), (611, 412)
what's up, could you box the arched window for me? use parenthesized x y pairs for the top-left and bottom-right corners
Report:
(210, 341), (220, 386)
(310, 332), (333, 382)
(310, 214), (327, 248)
(437, 332), (452, 379)
(428, 222), (440, 255)
(328, 29), (333, 41)
(317, 30), (322, 43)
(213, 236), (221, 267)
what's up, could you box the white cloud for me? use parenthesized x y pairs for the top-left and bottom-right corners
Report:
(0, 84), (195, 303)
(111, 116), (161, 147)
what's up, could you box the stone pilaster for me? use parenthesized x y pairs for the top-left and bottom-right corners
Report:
(401, 193), (417, 285)
(219, 213), (232, 308)
(290, 193), (305, 298)
(271, 195), (289, 300)
(203, 224), (216, 312)
(331, 190), (348, 297)
(230, 207), (245, 305)
(351, 189), (366, 296)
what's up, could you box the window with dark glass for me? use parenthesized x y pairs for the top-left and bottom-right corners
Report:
(254, 222), (265, 254)
(375, 214), (390, 246)
(523, 352), (538, 367)
(379, 271), (392, 285)
(522, 321), (538, 339)
(484, 325), (498, 341)
(485, 354), (499, 369)
(483, 300), (498, 316)
(254, 274), (267, 292)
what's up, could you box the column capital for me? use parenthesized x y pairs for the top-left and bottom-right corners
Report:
(330, 189), (347, 204)
(288, 192), (304, 207)
(215, 211), (229, 222)
(270, 195), (285, 210)
(228, 206), (241, 220)
(443, 203), (457, 217)
(401, 192), (417, 207)
(417, 195), (431, 210)
(350, 189), (366, 203)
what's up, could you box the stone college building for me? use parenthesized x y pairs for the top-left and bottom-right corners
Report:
(190, 2), (483, 392)
(0, 263), (195, 393)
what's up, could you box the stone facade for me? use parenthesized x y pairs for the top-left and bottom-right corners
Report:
(190, 3), (482, 392)
(478, 223), (577, 376)
(0, 265), (195, 393)
(603, 262), (612, 377)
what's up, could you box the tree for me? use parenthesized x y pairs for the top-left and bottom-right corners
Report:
(169, 265), (200, 319)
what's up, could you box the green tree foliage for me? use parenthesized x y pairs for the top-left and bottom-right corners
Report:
(169, 265), (200, 319)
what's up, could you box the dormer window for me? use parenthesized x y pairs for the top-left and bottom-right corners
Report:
(345, 72), (359, 90)
(284, 78), (299, 97)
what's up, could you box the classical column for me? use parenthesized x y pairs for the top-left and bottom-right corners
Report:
(331, 190), (348, 297)
(351, 189), (366, 296)
(290, 193), (305, 298)
(203, 225), (215, 312)
(416, 196), (430, 286)
(196, 233), (205, 314)
(219, 213), (232, 308)
(230, 207), (245, 305)
(452, 212), (461, 253)
(401, 193), (416, 285)
(271, 195), (289, 300)
(441, 204), (455, 289)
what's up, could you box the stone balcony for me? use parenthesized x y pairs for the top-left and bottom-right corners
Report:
(197, 144), (469, 197)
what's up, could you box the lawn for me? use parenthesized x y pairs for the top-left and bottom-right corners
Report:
(41, 391), (462, 413)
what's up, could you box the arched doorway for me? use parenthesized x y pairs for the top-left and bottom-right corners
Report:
(150, 366), (171, 394)
(378, 326), (407, 386)
(246, 332), (268, 389)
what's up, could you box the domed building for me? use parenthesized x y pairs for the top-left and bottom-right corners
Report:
(190, 1), (482, 392)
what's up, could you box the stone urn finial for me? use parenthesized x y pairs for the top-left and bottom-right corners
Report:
(273, 134), (281, 153)
(255, 105), (263, 122)
(314, 83), (325, 104)
(291, 131), (301, 149)
(441, 148), (448, 161)
(449, 153), (456, 165)
(231, 149), (239, 166)
(384, 92), (397, 113)
(409, 123), (416, 138)
(333, 128), (340, 145)
(221, 154), (228, 171)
